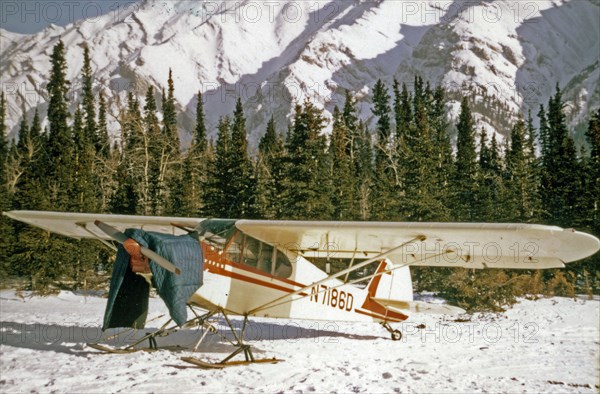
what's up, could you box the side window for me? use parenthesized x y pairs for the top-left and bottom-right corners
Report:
(274, 250), (292, 278)
(256, 243), (273, 273)
(225, 232), (293, 278)
(242, 236), (260, 269)
(225, 232), (243, 263)
(239, 235), (274, 274)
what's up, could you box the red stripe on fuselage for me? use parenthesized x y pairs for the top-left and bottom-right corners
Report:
(201, 243), (308, 296)
(201, 243), (307, 289)
(199, 242), (407, 322)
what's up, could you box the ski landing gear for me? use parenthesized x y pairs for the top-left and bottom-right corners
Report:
(87, 315), (189, 354)
(382, 322), (402, 341)
(181, 308), (283, 369)
(89, 305), (282, 368)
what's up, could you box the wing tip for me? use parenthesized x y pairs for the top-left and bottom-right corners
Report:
(562, 230), (600, 263)
(2, 210), (16, 219)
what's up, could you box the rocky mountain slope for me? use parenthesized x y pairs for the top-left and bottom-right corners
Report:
(1, 0), (598, 146)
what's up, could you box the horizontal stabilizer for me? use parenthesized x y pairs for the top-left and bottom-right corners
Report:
(372, 298), (466, 315)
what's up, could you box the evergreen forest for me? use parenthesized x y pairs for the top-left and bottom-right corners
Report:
(1, 40), (598, 311)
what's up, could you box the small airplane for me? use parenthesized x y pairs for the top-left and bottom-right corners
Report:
(3, 210), (600, 367)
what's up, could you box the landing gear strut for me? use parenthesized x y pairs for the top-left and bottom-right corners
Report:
(382, 322), (402, 341)
(181, 306), (282, 368)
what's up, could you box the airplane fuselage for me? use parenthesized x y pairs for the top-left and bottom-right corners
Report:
(190, 241), (410, 323)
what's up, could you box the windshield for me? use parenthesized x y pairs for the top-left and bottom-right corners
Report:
(196, 219), (237, 250)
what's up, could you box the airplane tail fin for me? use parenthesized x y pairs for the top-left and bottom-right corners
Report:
(365, 260), (465, 316)
(366, 260), (413, 302)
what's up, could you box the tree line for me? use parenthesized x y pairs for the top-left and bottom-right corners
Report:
(0, 40), (598, 309)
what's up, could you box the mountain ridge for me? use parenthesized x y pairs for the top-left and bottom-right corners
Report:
(1, 0), (598, 146)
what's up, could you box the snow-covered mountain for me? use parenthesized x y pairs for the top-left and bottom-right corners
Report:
(1, 0), (599, 146)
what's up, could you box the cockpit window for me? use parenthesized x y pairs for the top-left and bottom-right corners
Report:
(203, 225), (293, 279)
(225, 231), (243, 263)
(196, 219), (237, 251)
(274, 250), (293, 278)
(242, 236), (274, 273)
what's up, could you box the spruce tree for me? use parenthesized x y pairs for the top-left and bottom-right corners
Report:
(372, 79), (391, 173)
(46, 39), (73, 208)
(203, 116), (232, 217)
(404, 83), (432, 220)
(539, 86), (579, 226)
(526, 110), (537, 160)
(124, 92), (144, 151)
(29, 108), (43, 148)
(0, 94), (6, 170)
(226, 98), (256, 218)
(538, 105), (549, 159)
(370, 79), (396, 219)
(255, 116), (286, 219)
(81, 44), (98, 151)
(13, 107), (47, 211)
(355, 121), (373, 220)
(170, 91), (209, 216)
(0, 93), (15, 277)
(399, 83), (413, 138)
(586, 109), (600, 164)
(70, 105), (100, 284)
(97, 92), (109, 157)
(489, 133), (502, 175)
(16, 102), (31, 156)
(431, 86), (453, 220)
(111, 92), (144, 214)
(162, 69), (180, 149)
(93, 91), (114, 212)
(504, 119), (539, 221)
(161, 71), (184, 215)
(329, 106), (354, 220)
(583, 109), (600, 232)
(144, 86), (164, 214)
(391, 80), (408, 215)
(187, 90), (210, 215)
(342, 90), (359, 161)
(581, 110), (600, 289)
(453, 97), (478, 221)
(282, 101), (333, 220)
(341, 91), (368, 219)
(474, 128), (504, 221)
(475, 128), (492, 217)
(70, 106), (96, 212)
(193, 91), (207, 153)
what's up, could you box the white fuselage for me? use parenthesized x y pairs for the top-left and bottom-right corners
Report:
(189, 242), (411, 323)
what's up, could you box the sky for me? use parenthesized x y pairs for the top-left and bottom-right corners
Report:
(0, 0), (139, 34)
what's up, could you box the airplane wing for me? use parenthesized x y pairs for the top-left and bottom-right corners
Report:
(236, 220), (600, 269)
(4, 211), (599, 269)
(3, 210), (204, 240)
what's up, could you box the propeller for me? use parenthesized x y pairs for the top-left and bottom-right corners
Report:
(94, 220), (181, 275)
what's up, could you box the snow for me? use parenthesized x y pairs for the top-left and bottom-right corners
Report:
(1, 290), (598, 393)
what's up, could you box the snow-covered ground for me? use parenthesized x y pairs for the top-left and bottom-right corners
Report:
(0, 290), (598, 393)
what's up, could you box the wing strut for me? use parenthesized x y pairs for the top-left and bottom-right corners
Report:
(343, 248), (358, 282)
(247, 235), (426, 315)
(75, 222), (118, 251)
(249, 248), (452, 314)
